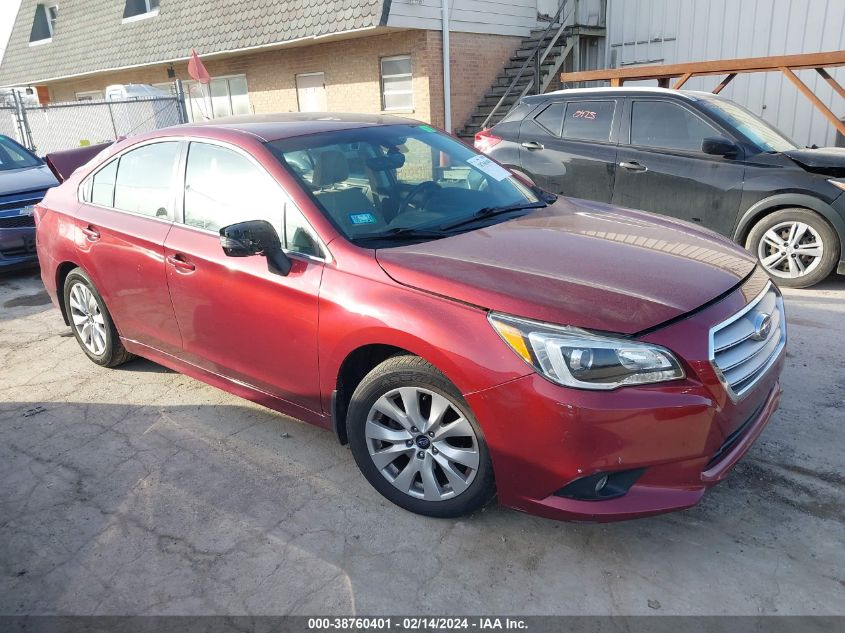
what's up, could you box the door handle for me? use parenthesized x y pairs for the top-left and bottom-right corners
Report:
(81, 225), (100, 241)
(619, 160), (648, 173)
(166, 254), (196, 272)
(520, 141), (544, 150)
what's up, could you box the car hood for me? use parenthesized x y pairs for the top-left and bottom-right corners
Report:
(375, 198), (756, 334)
(783, 147), (845, 177)
(0, 164), (59, 196)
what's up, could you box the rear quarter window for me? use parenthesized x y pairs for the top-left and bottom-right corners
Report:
(493, 102), (533, 137)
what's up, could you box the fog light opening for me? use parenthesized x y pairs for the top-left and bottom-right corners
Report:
(554, 468), (646, 501)
(594, 474), (609, 494)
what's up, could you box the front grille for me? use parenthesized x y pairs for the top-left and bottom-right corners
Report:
(0, 215), (35, 229)
(0, 195), (44, 212)
(710, 282), (786, 399)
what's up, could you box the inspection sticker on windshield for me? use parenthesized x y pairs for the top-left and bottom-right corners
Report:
(349, 212), (377, 225)
(466, 154), (511, 181)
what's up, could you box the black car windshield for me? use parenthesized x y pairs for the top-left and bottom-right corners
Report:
(266, 124), (542, 245)
(0, 135), (41, 171)
(699, 98), (797, 153)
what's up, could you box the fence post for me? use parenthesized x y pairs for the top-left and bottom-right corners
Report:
(106, 101), (119, 138)
(12, 90), (34, 152)
(174, 79), (189, 123)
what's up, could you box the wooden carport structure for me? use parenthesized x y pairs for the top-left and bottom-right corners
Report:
(560, 51), (845, 137)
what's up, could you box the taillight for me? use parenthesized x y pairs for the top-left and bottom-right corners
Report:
(474, 128), (502, 154)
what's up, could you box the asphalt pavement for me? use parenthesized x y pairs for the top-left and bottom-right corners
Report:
(1, 268), (843, 615)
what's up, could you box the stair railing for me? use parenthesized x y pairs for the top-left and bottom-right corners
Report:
(479, 0), (575, 131)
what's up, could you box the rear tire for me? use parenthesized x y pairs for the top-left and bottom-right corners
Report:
(63, 268), (134, 367)
(746, 208), (839, 288)
(347, 355), (495, 518)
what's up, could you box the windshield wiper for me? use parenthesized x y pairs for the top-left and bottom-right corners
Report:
(352, 227), (451, 244)
(438, 201), (547, 232)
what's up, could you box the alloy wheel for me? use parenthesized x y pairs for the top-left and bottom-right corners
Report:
(365, 387), (480, 502)
(68, 282), (107, 356)
(757, 220), (824, 279)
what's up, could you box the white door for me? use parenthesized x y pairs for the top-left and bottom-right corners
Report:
(296, 73), (327, 112)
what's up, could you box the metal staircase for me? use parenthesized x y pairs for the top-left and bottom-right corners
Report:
(457, 0), (585, 140)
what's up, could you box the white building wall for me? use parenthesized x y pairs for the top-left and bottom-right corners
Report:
(606, 0), (845, 147)
(387, 0), (540, 36)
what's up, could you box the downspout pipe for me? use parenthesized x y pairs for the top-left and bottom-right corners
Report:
(441, 0), (451, 132)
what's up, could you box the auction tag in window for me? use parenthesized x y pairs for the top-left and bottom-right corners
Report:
(349, 212), (377, 225)
(466, 154), (511, 181)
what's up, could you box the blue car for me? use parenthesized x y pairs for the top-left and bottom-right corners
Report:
(0, 134), (59, 270)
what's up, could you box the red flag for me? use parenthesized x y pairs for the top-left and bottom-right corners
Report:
(187, 48), (210, 85)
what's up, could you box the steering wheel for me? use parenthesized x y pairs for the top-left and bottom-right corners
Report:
(397, 181), (441, 216)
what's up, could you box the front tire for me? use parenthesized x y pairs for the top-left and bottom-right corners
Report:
(746, 208), (839, 288)
(347, 355), (495, 518)
(63, 268), (134, 367)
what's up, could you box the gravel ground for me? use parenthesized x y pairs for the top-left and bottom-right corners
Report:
(1, 268), (843, 616)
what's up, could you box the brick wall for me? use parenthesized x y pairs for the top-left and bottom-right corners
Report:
(448, 32), (522, 133)
(44, 30), (520, 134)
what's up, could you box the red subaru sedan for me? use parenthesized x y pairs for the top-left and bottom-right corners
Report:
(34, 113), (786, 522)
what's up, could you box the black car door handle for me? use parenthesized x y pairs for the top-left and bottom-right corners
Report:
(619, 160), (647, 173)
(521, 141), (544, 150)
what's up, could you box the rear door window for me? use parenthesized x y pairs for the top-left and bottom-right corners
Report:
(630, 100), (725, 152)
(561, 101), (616, 142)
(113, 142), (180, 219)
(532, 100), (616, 141)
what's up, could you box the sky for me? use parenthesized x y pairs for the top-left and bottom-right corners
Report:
(0, 0), (22, 65)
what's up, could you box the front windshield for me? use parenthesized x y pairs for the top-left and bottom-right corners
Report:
(267, 124), (542, 245)
(0, 135), (41, 171)
(700, 98), (797, 153)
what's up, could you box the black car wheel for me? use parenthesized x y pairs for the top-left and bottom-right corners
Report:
(746, 208), (840, 288)
(347, 355), (496, 518)
(63, 268), (134, 367)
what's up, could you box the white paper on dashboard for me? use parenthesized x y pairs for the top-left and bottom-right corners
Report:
(466, 154), (511, 181)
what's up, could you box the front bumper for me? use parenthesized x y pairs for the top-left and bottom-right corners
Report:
(0, 226), (38, 269)
(465, 269), (784, 522)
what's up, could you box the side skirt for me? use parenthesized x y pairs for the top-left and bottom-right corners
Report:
(121, 338), (330, 430)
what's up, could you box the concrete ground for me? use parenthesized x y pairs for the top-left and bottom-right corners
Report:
(0, 268), (843, 616)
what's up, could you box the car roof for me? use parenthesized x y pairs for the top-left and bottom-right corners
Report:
(522, 86), (722, 104)
(173, 112), (422, 143)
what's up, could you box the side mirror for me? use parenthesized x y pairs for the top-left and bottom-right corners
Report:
(702, 137), (739, 158)
(219, 220), (291, 276)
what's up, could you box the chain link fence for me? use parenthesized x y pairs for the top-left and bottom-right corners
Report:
(0, 94), (187, 156)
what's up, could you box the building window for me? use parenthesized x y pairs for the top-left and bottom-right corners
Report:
(29, 4), (53, 44)
(123, 0), (160, 21)
(380, 55), (413, 111)
(155, 75), (249, 122)
(48, 5), (59, 32)
(76, 90), (104, 102)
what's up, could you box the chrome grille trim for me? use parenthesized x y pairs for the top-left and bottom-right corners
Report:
(709, 281), (786, 401)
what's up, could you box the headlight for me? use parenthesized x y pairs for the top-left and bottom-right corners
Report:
(488, 312), (685, 390)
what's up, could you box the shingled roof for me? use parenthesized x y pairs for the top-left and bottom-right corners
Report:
(0, 0), (392, 86)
